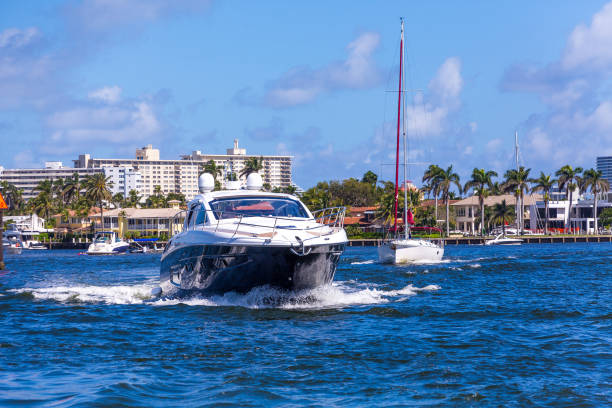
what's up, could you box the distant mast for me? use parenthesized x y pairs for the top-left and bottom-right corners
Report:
(393, 19), (404, 234)
(402, 21), (409, 240)
(514, 131), (521, 231)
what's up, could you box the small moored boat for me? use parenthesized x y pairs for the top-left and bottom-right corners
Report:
(485, 234), (523, 246)
(87, 231), (130, 255)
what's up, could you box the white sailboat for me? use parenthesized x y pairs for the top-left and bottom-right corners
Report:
(378, 19), (444, 264)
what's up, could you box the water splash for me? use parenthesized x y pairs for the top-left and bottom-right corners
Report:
(11, 281), (440, 310)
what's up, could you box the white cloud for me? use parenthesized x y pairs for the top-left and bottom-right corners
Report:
(261, 32), (381, 108)
(429, 57), (463, 105)
(562, 2), (612, 71)
(88, 85), (122, 104)
(0, 27), (40, 49)
(42, 100), (161, 154)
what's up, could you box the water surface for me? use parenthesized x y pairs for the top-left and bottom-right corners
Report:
(0, 244), (610, 406)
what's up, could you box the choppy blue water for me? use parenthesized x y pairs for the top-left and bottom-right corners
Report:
(0, 244), (610, 407)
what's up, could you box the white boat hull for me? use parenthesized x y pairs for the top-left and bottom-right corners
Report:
(485, 234), (523, 246)
(378, 239), (444, 264)
(87, 242), (130, 255)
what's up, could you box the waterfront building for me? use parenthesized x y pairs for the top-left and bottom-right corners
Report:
(0, 162), (102, 201)
(2, 214), (49, 233)
(596, 156), (612, 185)
(94, 208), (185, 238)
(529, 189), (612, 234)
(74, 140), (292, 201)
(52, 208), (102, 234)
(452, 194), (541, 234)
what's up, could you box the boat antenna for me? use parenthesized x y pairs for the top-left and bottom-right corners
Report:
(393, 18), (404, 236)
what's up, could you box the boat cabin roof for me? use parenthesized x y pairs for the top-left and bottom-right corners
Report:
(188, 190), (301, 207)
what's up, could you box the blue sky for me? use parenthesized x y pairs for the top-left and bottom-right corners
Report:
(1, 0), (612, 189)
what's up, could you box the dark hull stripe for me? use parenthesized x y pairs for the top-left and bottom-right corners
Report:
(160, 243), (345, 295)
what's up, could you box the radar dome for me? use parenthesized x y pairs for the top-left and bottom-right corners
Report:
(246, 173), (263, 190)
(198, 173), (215, 193)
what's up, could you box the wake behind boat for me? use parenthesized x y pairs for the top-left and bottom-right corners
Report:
(158, 173), (347, 296)
(377, 19), (444, 264)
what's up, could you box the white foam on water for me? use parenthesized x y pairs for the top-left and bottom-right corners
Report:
(11, 283), (157, 305)
(411, 259), (451, 265)
(11, 280), (441, 310)
(350, 260), (376, 265)
(468, 263), (482, 268)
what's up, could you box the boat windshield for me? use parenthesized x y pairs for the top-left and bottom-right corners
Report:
(94, 233), (115, 243)
(210, 197), (309, 219)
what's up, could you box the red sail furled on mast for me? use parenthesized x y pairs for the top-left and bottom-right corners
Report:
(393, 22), (403, 233)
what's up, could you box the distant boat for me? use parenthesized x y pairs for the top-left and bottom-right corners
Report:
(2, 226), (23, 255)
(485, 234), (523, 246)
(377, 19), (444, 264)
(87, 231), (130, 255)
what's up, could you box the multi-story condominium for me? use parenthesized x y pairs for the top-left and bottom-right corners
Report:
(74, 140), (293, 200)
(180, 139), (292, 189)
(101, 165), (143, 198)
(596, 156), (612, 185)
(0, 162), (102, 201)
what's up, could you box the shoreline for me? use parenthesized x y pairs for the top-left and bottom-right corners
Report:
(348, 236), (612, 246)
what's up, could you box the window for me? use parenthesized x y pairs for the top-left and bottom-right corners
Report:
(210, 197), (309, 219)
(195, 205), (208, 225)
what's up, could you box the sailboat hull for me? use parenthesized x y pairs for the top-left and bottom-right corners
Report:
(378, 239), (444, 264)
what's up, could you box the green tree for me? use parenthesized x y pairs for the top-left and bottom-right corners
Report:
(240, 156), (263, 178)
(361, 170), (378, 187)
(437, 165), (462, 236)
(202, 160), (223, 182)
(580, 168), (610, 233)
(422, 164), (443, 225)
(63, 173), (82, 208)
(127, 189), (142, 207)
(502, 166), (531, 233)
(83, 173), (113, 232)
(555, 165), (582, 232)
(464, 168), (498, 235)
(112, 192), (125, 208)
(491, 199), (515, 235)
(599, 208), (612, 228)
(530, 172), (556, 234)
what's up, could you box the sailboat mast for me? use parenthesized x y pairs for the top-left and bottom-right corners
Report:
(514, 131), (521, 231)
(393, 19), (404, 234)
(402, 22), (409, 240)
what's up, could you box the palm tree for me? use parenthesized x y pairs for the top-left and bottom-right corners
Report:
(491, 199), (515, 236)
(240, 156), (264, 178)
(581, 169), (610, 234)
(202, 160), (223, 181)
(530, 172), (556, 235)
(422, 164), (443, 224)
(127, 189), (142, 208)
(0, 181), (24, 214)
(464, 168), (498, 236)
(63, 173), (81, 207)
(52, 178), (67, 209)
(555, 165), (582, 233)
(436, 165), (462, 236)
(112, 193), (125, 209)
(30, 191), (54, 225)
(502, 166), (531, 234)
(83, 174), (113, 232)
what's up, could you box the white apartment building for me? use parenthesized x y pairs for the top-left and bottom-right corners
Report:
(0, 162), (102, 201)
(101, 165), (143, 197)
(74, 141), (292, 201)
(181, 139), (292, 189)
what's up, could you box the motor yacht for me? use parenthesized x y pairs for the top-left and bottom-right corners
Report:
(485, 234), (523, 246)
(87, 231), (130, 255)
(158, 173), (347, 296)
(2, 225), (23, 255)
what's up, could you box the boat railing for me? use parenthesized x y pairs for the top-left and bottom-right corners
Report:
(170, 206), (346, 239)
